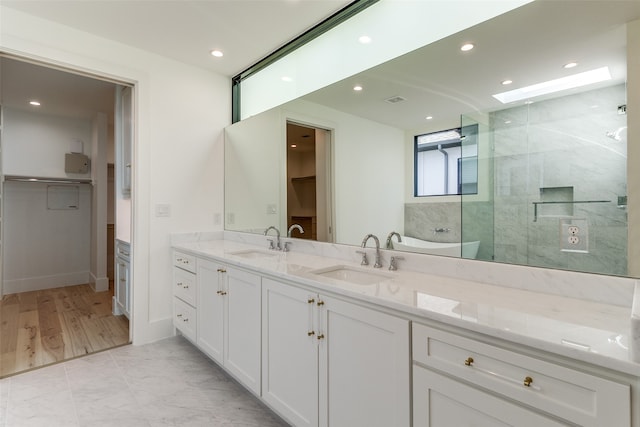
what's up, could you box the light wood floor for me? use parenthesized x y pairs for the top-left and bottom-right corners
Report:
(0, 284), (129, 377)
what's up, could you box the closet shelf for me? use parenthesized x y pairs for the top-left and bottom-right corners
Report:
(4, 175), (93, 185)
(291, 175), (316, 182)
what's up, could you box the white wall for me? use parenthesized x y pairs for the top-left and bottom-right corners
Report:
(2, 108), (92, 179)
(1, 6), (229, 344)
(225, 97), (405, 245)
(3, 181), (91, 293)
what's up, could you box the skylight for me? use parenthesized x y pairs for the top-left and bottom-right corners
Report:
(492, 66), (612, 104)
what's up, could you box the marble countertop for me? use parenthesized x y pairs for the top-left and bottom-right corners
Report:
(173, 238), (639, 376)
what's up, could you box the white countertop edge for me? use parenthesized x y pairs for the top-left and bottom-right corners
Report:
(172, 238), (640, 376)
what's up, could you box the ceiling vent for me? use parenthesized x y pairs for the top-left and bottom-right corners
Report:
(385, 95), (406, 104)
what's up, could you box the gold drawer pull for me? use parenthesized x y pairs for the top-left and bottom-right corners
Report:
(176, 314), (183, 318)
(308, 298), (315, 304)
(308, 331), (315, 336)
(177, 282), (183, 286)
(219, 291), (227, 296)
(183, 285), (189, 289)
(217, 268), (226, 273)
(464, 357), (474, 366)
(523, 376), (533, 387)
(317, 333), (325, 340)
(317, 300), (325, 306)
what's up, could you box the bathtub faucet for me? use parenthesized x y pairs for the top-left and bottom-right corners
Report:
(433, 227), (451, 235)
(386, 231), (402, 249)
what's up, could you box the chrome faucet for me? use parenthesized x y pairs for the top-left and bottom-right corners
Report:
(287, 224), (304, 237)
(386, 231), (402, 249)
(264, 226), (281, 250)
(361, 234), (382, 268)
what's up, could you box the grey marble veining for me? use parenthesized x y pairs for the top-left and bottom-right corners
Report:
(0, 337), (288, 427)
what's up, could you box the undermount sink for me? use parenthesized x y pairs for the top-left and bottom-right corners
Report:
(309, 265), (393, 285)
(229, 249), (279, 259)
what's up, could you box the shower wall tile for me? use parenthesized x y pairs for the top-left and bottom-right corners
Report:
(404, 202), (461, 242)
(489, 84), (627, 276)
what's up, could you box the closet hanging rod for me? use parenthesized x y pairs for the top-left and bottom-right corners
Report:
(4, 175), (93, 185)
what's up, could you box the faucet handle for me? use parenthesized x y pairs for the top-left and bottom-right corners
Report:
(389, 255), (404, 271)
(267, 239), (275, 250)
(283, 241), (291, 252)
(355, 250), (368, 266)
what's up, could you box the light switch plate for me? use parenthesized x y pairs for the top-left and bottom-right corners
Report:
(155, 203), (171, 217)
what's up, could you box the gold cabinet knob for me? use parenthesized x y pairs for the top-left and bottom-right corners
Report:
(464, 357), (474, 366)
(523, 376), (533, 387)
(308, 298), (315, 304)
(307, 331), (315, 336)
(317, 333), (325, 340)
(317, 300), (325, 306)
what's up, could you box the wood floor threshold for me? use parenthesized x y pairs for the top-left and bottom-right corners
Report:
(0, 283), (130, 378)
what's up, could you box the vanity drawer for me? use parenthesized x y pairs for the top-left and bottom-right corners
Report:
(412, 324), (630, 427)
(173, 251), (196, 273)
(173, 267), (196, 307)
(174, 297), (196, 342)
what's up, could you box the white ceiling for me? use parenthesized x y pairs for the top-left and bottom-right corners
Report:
(2, 0), (353, 77)
(0, 0), (351, 121)
(303, 0), (640, 130)
(2, 1), (639, 130)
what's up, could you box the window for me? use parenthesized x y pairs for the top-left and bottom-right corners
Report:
(414, 126), (478, 196)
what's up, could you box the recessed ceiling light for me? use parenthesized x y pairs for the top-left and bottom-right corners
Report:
(358, 35), (372, 44)
(564, 62), (578, 69)
(501, 79), (513, 85)
(425, 116), (433, 120)
(504, 120), (512, 124)
(281, 76), (293, 82)
(210, 50), (223, 57)
(492, 66), (611, 104)
(29, 101), (41, 106)
(353, 85), (363, 91)
(460, 43), (474, 52)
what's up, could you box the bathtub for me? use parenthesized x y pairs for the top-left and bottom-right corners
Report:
(392, 236), (480, 259)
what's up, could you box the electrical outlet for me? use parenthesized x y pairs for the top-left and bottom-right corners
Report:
(560, 219), (588, 253)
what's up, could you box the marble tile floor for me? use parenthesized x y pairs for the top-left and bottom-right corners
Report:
(0, 336), (290, 427)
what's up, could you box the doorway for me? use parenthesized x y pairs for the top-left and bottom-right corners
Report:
(286, 122), (333, 242)
(0, 55), (133, 377)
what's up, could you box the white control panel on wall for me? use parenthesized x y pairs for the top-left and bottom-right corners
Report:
(560, 219), (588, 253)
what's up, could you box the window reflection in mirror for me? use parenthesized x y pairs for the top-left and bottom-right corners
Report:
(414, 127), (478, 197)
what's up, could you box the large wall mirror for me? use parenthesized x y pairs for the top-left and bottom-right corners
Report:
(225, 1), (639, 277)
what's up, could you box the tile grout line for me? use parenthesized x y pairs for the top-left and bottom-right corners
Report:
(63, 361), (81, 426)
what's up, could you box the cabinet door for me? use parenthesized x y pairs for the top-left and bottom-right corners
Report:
(319, 296), (410, 427)
(262, 278), (318, 427)
(196, 258), (225, 364)
(413, 367), (567, 427)
(224, 266), (262, 395)
(115, 258), (130, 318)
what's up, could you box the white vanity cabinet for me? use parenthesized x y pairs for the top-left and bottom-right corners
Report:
(114, 240), (131, 318)
(197, 258), (261, 395)
(172, 251), (197, 341)
(412, 324), (631, 427)
(262, 278), (410, 427)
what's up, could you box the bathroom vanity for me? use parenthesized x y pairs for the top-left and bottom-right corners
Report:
(172, 233), (638, 427)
